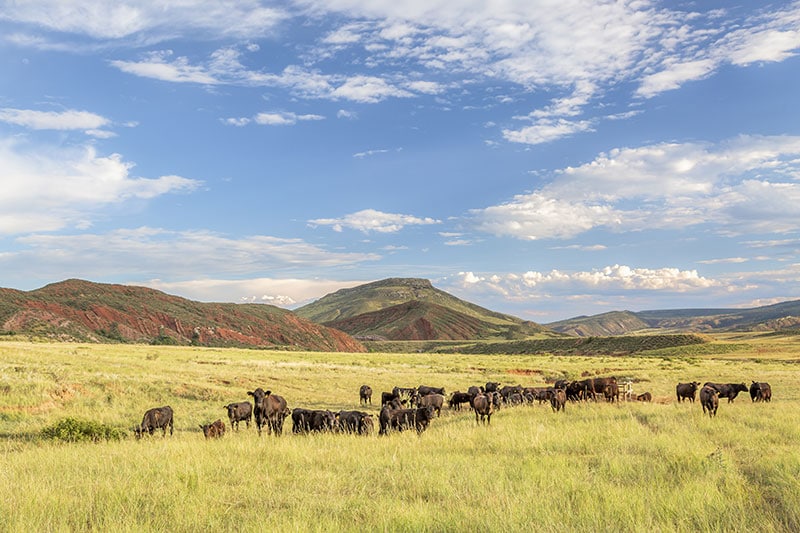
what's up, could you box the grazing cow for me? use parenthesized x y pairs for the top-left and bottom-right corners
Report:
(337, 410), (374, 435)
(499, 385), (523, 403)
(381, 391), (401, 406)
(224, 401), (252, 431)
(472, 393), (494, 425)
(589, 377), (617, 401)
(550, 388), (566, 413)
(750, 382), (772, 403)
(484, 382), (501, 393)
(291, 408), (337, 433)
(392, 387), (417, 402)
(700, 386), (719, 417)
(415, 393), (445, 416)
(448, 391), (473, 410)
(134, 405), (173, 439)
(467, 385), (483, 397)
(200, 419), (225, 439)
(564, 381), (586, 402)
(636, 392), (652, 402)
(247, 388), (289, 435)
(417, 385), (446, 397)
(703, 382), (748, 403)
(388, 406), (436, 434)
(359, 385), (373, 405)
(676, 382), (701, 403)
(378, 398), (405, 435)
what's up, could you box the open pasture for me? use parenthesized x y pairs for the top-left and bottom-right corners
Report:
(1, 337), (799, 532)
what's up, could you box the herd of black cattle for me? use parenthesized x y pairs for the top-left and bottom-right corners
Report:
(132, 377), (773, 439)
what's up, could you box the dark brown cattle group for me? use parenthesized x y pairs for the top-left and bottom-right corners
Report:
(133, 374), (774, 440)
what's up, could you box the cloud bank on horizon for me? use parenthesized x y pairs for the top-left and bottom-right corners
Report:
(2, 0), (800, 321)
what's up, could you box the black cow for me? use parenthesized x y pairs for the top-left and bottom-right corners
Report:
(337, 410), (374, 435)
(388, 406), (435, 434)
(499, 385), (523, 403)
(291, 408), (337, 433)
(359, 385), (373, 405)
(703, 382), (748, 403)
(381, 391), (401, 406)
(448, 391), (473, 410)
(700, 386), (719, 417)
(378, 398), (405, 435)
(200, 419), (225, 439)
(247, 388), (289, 435)
(134, 405), (173, 439)
(485, 382), (501, 393)
(676, 382), (701, 403)
(472, 393), (494, 425)
(224, 401), (252, 431)
(636, 392), (652, 402)
(392, 387), (417, 401)
(550, 389), (566, 413)
(750, 382), (772, 403)
(589, 377), (617, 401)
(417, 385), (445, 397)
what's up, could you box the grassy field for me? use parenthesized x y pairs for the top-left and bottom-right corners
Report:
(1, 335), (799, 532)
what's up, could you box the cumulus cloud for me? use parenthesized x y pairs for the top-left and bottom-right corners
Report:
(452, 265), (722, 296)
(253, 112), (325, 126)
(470, 135), (800, 240)
(308, 208), (441, 233)
(0, 137), (200, 235)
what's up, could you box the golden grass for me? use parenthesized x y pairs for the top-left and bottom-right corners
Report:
(1, 336), (798, 531)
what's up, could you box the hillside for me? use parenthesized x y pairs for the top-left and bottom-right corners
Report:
(295, 278), (552, 340)
(548, 299), (800, 336)
(0, 279), (365, 352)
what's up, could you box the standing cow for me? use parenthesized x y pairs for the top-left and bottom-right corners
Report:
(550, 388), (566, 413)
(247, 388), (289, 435)
(134, 405), (174, 439)
(359, 385), (373, 405)
(699, 386), (719, 417)
(750, 382), (772, 403)
(676, 382), (700, 403)
(224, 401), (252, 431)
(703, 382), (748, 403)
(473, 393), (494, 425)
(200, 419), (225, 439)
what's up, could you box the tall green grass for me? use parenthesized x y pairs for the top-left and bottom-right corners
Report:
(1, 338), (798, 531)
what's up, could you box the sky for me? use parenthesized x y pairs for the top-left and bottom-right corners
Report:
(2, 1), (800, 323)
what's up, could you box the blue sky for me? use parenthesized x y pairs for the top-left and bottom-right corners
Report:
(2, 1), (800, 323)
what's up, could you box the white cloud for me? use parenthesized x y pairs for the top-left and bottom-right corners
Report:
(0, 137), (200, 235)
(0, 0), (287, 42)
(470, 135), (800, 240)
(503, 118), (595, 145)
(308, 208), (441, 233)
(451, 265), (722, 296)
(1, 228), (380, 281)
(353, 149), (390, 159)
(141, 277), (369, 307)
(254, 112), (325, 126)
(0, 107), (111, 132)
(111, 52), (220, 84)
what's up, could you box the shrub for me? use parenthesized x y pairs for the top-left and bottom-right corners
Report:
(41, 417), (126, 443)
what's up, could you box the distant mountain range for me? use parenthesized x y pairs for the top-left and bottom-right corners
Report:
(294, 277), (553, 341)
(545, 300), (800, 336)
(3, 278), (800, 348)
(0, 279), (364, 352)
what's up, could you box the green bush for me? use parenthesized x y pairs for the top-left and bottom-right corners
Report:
(41, 417), (126, 443)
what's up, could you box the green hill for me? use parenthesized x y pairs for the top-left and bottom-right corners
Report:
(0, 279), (365, 352)
(548, 299), (800, 336)
(295, 277), (553, 341)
